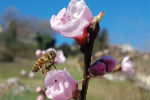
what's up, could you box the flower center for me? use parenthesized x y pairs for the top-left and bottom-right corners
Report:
(55, 80), (57, 82)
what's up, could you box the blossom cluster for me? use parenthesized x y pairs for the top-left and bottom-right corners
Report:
(32, 0), (135, 100)
(36, 86), (45, 100)
(20, 69), (34, 78)
(0, 77), (30, 97)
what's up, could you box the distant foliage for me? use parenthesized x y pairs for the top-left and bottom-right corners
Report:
(100, 29), (109, 49)
(93, 28), (109, 52)
(0, 50), (14, 62)
(35, 33), (55, 50)
(57, 44), (72, 57)
(4, 20), (18, 48)
(0, 20), (18, 62)
(0, 20), (37, 62)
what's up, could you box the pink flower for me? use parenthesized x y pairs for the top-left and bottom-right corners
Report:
(20, 69), (27, 77)
(45, 48), (56, 53)
(55, 50), (66, 64)
(36, 95), (44, 100)
(50, 0), (92, 45)
(35, 49), (43, 57)
(28, 71), (34, 78)
(121, 56), (134, 75)
(45, 70), (78, 100)
(36, 86), (43, 94)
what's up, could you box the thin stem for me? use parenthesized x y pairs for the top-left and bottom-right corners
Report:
(80, 23), (100, 100)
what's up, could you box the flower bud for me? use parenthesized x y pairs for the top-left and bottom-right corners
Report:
(121, 56), (134, 75)
(28, 71), (34, 78)
(55, 50), (66, 64)
(35, 49), (43, 57)
(36, 86), (43, 94)
(93, 11), (105, 23)
(89, 56), (116, 77)
(20, 69), (27, 77)
(99, 56), (117, 72)
(36, 95), (44, 100)
(89, 62), (106, 76)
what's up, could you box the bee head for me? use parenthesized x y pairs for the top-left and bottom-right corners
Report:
(49, 50), (56, 58)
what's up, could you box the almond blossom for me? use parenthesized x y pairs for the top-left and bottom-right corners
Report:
(54, 50), (66, 64)
(20, 69), (27, 77)
(50, 0), (92, 45)
(36, 86), (43, 94)
(121, 56), (134, 75)
(35, 49), (43, 57)
(36, 95), (44, 100)
(28, 71), (34, 78)
(45, 70), (78, 100)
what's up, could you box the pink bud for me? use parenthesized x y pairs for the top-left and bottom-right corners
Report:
(20, 70), (27, 77)
(35, 49), (43, 57)
(28, 71), (34, 78)
(46, 48), (56, 52)
(36, 95), (44, 100)
(121, 56), (134, 75)
(36, 86), (43, 94)
(55, 50), (66, 64)
(43, 48), (66, 64)
(45, 70), (78, 100)
(50, 0), (92, 45)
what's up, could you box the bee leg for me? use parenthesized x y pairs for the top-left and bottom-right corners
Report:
(42, 69), (45, 74)
(39, 64), (43, 70)
(42, 64), (46, 74)
(44, 69), (47, 74)
(46, 65), (50, 71)
(45, 67), (48, 74)
(53, 63), (57, 70)
(44, 64), (50, 74)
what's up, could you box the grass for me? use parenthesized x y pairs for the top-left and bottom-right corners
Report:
(0, 57), (149, 100)
(0, 92), (38, 100)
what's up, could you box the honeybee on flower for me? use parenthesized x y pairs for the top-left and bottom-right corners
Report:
(32, 49), (57, 74)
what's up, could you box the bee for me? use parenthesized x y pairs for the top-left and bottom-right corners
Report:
(32, 49), (57, 74)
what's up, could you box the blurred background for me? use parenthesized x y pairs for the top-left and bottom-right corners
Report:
(0, 0), (149, 100)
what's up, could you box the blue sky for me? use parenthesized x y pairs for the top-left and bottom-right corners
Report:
(0, 0), (149, 52)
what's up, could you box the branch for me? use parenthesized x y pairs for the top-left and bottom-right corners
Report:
(80, 23), (100, 100)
